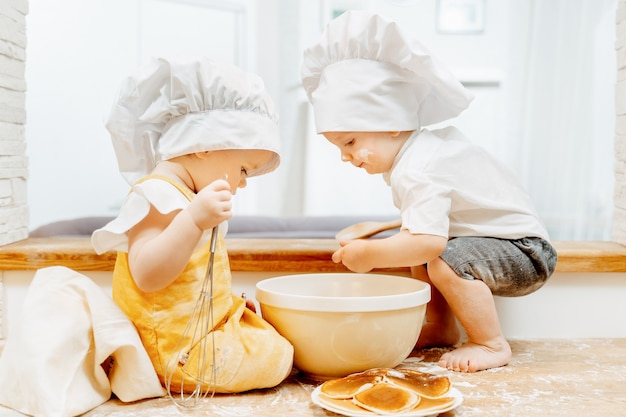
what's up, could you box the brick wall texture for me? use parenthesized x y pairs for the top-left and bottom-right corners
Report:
(0, 0), (29, 246)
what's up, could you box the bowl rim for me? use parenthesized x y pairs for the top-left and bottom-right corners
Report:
(255, 273), (431, 312)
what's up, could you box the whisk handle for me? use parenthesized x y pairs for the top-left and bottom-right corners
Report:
(209, 226), (218, 253)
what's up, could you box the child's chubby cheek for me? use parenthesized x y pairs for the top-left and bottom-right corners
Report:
(356, 148), (374, 163)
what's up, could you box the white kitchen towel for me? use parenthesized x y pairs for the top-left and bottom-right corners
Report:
(0, 266), (164, 417)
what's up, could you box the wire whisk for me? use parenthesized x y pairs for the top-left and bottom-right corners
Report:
(165, 226), (219, 408)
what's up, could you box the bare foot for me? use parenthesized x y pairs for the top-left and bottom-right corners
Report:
(415, 320), (461, 349)
(438, 338), (512, 372)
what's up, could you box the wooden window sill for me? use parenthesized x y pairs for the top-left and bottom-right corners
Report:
(0, 238), (624, 274)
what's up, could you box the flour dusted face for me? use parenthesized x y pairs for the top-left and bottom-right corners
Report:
(356, 148), (374, 163)
(323, 131), (409, 175)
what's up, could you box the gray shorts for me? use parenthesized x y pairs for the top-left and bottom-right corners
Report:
(439, 237), (557, 297)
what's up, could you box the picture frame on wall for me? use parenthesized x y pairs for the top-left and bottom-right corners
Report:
(436, 0), (485, 34)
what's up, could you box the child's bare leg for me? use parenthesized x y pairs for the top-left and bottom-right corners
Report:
(411, 265), (460, 348)
(427, 258), (511, 372)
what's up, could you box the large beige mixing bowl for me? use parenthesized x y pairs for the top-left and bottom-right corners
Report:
(255, 273), (430, 380)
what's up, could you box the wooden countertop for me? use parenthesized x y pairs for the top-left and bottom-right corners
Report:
(0, 238), (625, 273)
(2, 338), (619, 417)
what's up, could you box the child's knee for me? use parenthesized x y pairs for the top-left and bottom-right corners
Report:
(426, 257), (459, 286)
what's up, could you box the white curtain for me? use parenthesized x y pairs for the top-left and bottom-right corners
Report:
(511, 0), (617, 240)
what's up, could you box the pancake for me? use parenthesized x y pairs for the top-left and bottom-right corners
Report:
(316, 368), (453, 414)
(352, 383), (420, 414)
(320, 372), (382, 399)
(317, 389), (457, 415)
(317, 394), (370, 414)
(319, 368), (450, 399)
(386, 368), (451, 399)
(412, 395), (457, 412)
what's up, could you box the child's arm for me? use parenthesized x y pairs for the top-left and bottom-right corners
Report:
(127, 179), (232, 292)
(332, 230), (447, 273)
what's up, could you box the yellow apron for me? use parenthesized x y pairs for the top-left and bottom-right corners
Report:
(112, 176), (293, 393)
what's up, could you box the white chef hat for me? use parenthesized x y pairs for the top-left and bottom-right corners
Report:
(301, 10), (474, 133)
(106, 56), (281, 185)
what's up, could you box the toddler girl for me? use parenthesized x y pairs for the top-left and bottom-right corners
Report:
(92, 56), (293, 392)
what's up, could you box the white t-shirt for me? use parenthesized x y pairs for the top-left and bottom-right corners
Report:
(383, 127), (550, 240)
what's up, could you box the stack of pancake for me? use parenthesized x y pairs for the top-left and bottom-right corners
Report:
(316, 368), (455, 414)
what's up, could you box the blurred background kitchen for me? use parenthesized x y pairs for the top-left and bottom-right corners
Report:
(24, 0), (617, 240)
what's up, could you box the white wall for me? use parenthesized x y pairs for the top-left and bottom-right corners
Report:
(25, 0), (265, 230)
(26, 0), (136, 229)
(614, 0), (626, 244)
(25, 0), (617, 241)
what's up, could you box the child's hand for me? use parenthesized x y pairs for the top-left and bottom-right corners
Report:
(186, 179), (233, 230)
(332, 240), (373, 273)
